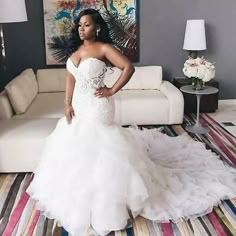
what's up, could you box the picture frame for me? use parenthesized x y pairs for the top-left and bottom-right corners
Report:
(43, 0), (139, 65)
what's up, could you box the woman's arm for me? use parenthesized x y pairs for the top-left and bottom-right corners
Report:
(95, 44), (135, 97)
(65, 71), (75, 124)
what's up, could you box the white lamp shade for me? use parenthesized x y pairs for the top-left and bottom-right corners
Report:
(0, 0), (28, 23)
(183, 19), (206, 51)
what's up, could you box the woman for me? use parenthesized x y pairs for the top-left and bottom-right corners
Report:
(27, 8), (236, 236)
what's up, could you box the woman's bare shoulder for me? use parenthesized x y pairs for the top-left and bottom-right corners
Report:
(101, 43), (114, 50)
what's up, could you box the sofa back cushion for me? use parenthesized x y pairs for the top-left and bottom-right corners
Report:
(5, 68), (38, 114)
(36, 65), (162, 93)
(104, 66), (162, 90)
(37, 69), (66, 93)
(0, 90), (14, 119)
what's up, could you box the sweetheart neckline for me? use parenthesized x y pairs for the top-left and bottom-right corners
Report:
(68, 57), (106, 69)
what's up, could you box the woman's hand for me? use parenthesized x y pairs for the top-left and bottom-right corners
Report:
(65, 105), (75, 124)
(95, 86), (113, 98)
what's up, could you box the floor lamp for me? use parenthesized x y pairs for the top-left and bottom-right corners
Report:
(0, 0), (28, 86)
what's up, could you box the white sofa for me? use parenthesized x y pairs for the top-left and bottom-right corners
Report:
(0, 66), (184, 172)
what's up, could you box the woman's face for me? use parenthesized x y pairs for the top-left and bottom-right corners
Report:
(78, 15), (97, 40)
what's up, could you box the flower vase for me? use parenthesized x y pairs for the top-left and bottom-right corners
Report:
(191, 77), (205, 90)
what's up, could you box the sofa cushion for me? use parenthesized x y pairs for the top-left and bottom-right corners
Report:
(0, 90), (14, 119)
(104, 66), (162, 90)
(11, 89), (169, 125)
(37, 69), (66, 93)
(5, 68), (38, 114)
(13, 92), (65, 119)
(0, 119), (59, 172)
(118, 90), (169, 125)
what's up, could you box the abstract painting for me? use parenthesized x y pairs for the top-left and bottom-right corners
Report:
(43, 0), (139, 65)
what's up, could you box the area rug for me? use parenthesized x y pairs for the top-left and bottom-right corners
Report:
(0, 114), (235, 236)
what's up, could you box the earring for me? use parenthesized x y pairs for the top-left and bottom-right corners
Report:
(96, 29), (100, 37)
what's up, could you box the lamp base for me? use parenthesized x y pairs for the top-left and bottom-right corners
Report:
(188, 51), (198, 59)
(0, 23), (7, 91)
(185, 124), (210, 134)
(0, 24), (6, 65)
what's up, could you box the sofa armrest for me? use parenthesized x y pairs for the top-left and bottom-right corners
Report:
(160, 81), (184, 124)
(0, 90), (14, 119)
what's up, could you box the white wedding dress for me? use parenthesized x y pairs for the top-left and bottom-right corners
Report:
(27, 57), (236, 236)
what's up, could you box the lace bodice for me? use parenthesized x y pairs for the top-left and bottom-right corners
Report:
(66, 57), (115, 125)
(66, 57), (107, 94)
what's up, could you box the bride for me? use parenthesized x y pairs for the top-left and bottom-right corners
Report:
(27, 8), (236, 236)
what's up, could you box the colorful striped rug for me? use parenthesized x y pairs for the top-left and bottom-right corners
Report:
(0, 114), (235, 236)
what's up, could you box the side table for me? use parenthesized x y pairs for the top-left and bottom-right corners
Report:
(180, 85), (219, 134)
(173, 78), (219, 113)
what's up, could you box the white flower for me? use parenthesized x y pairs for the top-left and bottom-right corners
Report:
(197, 64), (206, 80)
(182, 56), (215, 82)
(203, 67), (215, 82)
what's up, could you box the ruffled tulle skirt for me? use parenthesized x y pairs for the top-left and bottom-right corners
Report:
(27, 117), (236, 236)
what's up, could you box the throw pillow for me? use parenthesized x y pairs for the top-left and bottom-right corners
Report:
(5, 68), (38, 114)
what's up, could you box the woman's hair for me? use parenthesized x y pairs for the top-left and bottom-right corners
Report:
(68, 8), (112, 54)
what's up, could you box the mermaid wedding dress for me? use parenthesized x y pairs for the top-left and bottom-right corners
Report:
(27, 57), (236, 236)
